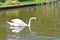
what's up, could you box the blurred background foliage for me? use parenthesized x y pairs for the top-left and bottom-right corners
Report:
(0, 0), (34, 5)
(18, 0), (34, 2)
(0, 0), (6, 3)
(0, 0), (34, 3)
(0, 0), (57, 6)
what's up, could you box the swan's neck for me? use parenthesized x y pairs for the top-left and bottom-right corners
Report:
(28, 18), (32, 26)
(27, 18), (33, 33)
(27, 17), (36, 33)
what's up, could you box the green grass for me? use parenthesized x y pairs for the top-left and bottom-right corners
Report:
(20, 0), (46, 4)
(0, 0), (46, 6)
(0, 0), (58, 6)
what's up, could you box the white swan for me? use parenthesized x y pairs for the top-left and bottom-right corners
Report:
(7, 17), (38, 33)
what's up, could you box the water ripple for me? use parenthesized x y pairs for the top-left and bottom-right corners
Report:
(6, 34), (60, 40)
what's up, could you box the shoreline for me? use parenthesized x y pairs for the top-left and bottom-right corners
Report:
(0, 0), (58, 10)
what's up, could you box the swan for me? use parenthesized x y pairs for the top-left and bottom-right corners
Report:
(7, 17), (38, 34)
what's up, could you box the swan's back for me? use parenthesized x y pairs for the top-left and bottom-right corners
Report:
(11, 19), (27, 26)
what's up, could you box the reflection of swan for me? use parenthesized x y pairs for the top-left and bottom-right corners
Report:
(7, 17), (38, 33)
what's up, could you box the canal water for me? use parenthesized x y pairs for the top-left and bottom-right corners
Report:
(0, 2), (60, 40)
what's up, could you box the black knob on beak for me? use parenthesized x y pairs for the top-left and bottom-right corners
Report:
(36, 18), (38, 21)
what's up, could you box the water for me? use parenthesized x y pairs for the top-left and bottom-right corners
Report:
(0, 2), (60, 40)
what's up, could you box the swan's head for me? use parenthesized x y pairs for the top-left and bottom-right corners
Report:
(30, 17), (38, 21)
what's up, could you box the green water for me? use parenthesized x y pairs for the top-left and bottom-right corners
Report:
(0, 3), (60, 40)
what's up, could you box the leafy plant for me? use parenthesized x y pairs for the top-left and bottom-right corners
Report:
(0, 0), (6, 3)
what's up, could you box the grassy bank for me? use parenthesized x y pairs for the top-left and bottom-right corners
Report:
(20, 0), (46, 4)
(0, 0), (58, 6)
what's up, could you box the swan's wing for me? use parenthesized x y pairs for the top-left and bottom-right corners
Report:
(7, 21), (20, 26)
(11, 19), (27, 26)
(7, 22), (14, 25)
